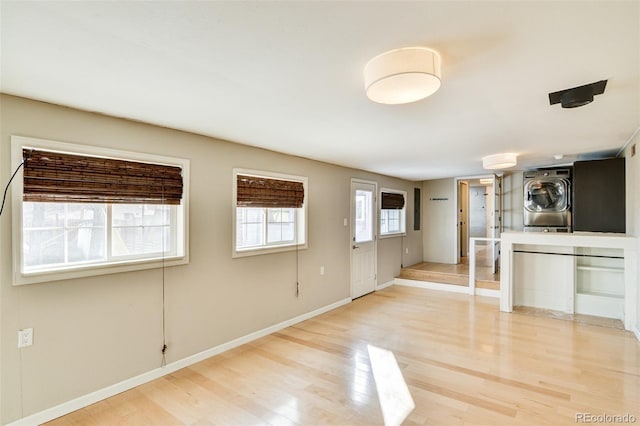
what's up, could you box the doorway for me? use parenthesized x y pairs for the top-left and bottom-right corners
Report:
(458, 181), (469, 259)
(457, 175), (501, 269)
(350, 179), (377, 299)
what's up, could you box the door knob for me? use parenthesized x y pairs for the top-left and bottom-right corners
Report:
(353, 245), (360, 249)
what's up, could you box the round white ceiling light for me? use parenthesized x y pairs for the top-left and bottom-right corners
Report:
(482, 153), (518, 170)
(364, 47), (442, 105)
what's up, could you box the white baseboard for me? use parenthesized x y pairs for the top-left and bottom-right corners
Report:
(394, 278), (470, 294)
(475, 288), (500, 298)
(394, 278), (500, 298)
(633, 325), (640, 343)
(376, 280), (394, 290)
(6, 297), (352, 426)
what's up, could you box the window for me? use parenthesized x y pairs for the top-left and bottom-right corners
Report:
(22, 203), (176, 269)
(380, 189), (406, 237)
(233, 169), (307, 256)
(12, 136), (189, 284)
(355, 189), (373, 242)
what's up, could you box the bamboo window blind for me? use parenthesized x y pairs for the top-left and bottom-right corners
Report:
(22, 149), (183, 205)
(236, 174), (304, 208)
(381, 192), (405, 210)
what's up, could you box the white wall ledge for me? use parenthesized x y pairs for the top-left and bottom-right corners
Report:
(499, 231), (638, 333)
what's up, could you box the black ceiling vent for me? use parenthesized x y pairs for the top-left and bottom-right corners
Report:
(548, 80), (607, 108)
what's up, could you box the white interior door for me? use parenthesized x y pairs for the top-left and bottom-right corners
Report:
(491, 174), (502, 274)
(351, 180), (377, 299)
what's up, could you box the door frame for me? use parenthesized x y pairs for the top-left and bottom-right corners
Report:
(491, 174), (503, 274)
(454, 174), (498, 264)
(458, 180), (469, 262)
(350, 178), (378, 299)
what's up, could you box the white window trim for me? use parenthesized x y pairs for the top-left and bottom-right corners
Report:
(11, 135), (190, 285)
(232, 168), (308, 258)
(379, 188), (407, 238)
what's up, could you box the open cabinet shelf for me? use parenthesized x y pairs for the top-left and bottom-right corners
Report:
(575, 247), (625, 318)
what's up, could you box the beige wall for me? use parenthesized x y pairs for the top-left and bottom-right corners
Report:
(377, 186), (423, 275)
(623, 130), (640, 335)
(0, 95), (422, 423)
(421, 173), (522, 265)
(421, 178), (456, 264)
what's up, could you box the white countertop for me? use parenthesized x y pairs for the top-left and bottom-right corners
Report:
(501, 231), (637, 250)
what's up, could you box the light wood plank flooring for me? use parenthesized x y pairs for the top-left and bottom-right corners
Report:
(46, 286), (639, 425)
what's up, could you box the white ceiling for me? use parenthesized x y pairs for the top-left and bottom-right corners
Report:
(1, 1), (639, 181)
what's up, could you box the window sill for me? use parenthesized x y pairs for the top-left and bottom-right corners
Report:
(233, 243), (308, 258)
(379, 232), (407, 239)
(13, 255), (189, 286)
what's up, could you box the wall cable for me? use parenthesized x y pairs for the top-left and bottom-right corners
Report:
(160, 180), (168, 367)
(17, 286), (25, 418)
(295, 229), (300, 298)
(0, 150), (32, 217)
(3, 151), (33, 416)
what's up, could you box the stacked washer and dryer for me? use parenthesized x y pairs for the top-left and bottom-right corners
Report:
(523, 169), (572, 232)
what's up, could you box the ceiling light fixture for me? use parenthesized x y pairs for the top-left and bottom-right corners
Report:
(364, 47), (441, 105)
(482, 153), (517, 170)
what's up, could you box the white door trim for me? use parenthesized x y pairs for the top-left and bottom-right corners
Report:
(454, 174), (496, 265)
(350, 178), (378, 299)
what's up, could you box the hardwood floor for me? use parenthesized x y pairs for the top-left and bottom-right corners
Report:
(46, 285), (640, 425)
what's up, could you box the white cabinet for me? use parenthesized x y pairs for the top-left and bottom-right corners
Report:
(500, 232), (637, 331)
(575, 247), (624, 319)
(513, 245), (574, 313)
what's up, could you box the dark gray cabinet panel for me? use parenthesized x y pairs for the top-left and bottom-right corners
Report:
(573, 158), (625, 233)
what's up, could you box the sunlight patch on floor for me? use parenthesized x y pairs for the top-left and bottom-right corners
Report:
(367, 344), (415, 426)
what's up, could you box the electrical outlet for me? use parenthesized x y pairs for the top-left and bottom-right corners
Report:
(343, 218), (348, 227)
(320, 266), (325, 275)
(405, 248), (409, 254)
(18, 328), (33, 348)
